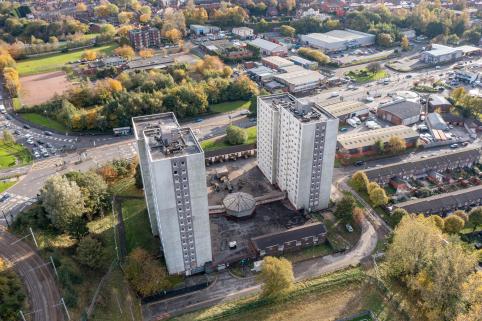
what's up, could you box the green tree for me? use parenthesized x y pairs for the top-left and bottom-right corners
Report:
(39, 175), (85, 231)
(367, 62), (381, 73)
(469, 207), (482, 231)
(2, 129), (13, 145)
(369, 187), (388, 207)
(377, 33), (393, 47)
(280, 25), (296, 37)
(453, 210), (468, 223)
(75, 236), (104, 269)
(430, 215), (445, 230)
(391, 208), (408, 226)
(367, 181), (380, 194)
(334, 194), (355, 222)
(351, 171), (369, 192)
(124, 248), (169, 297)
(65, 216), (88, 239)
(258, 256), (294, 298)
(444, 215), (465, 234)
(0, 258), (26, 321)
(226, 125), (247, 145)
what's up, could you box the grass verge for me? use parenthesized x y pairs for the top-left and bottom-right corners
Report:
(17, 43), (118, 76)
(12, 97), (22, 111)
(346, 69), (389, 84)
(0, 141), (31, 168)
(20, 113), (68, 132)
(0, 180), (16, 193)
(201, 126), (256, 151)
(209, 100), (250, 113)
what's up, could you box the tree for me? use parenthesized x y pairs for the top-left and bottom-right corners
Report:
(430, 215), (445, 230)
(3, 67), (20, 97)
(100, 23), (116, 37)
(39, 175), (85, 231)
(226, 125), (247, 145)
(164, 28), (182, 44)
(0, 258), (26, 321)
(115, 45), (135, 60)
(124, 248), (170, 297)
(387, 136), (406, 154)
(377, 33), (393, 47)
(139, 48), (154, 58)
(258, 256), (294, 298)
(118, 11), (134, 24)
(278, 0), (296, 12)
(297, 47), (330, 64)
(401, 35), (409, 50)
(139, 13), (151, 23)
(75, 236), (103, 269)
(183, 1), (208, 26)
(469, 207), (482, 231)
(81, 49), (97, 61)
(352, 207), (365, 225)
(444, 215), (465, 234)
(334, 194), (355, 222)
(367, 181), (380, 194)
(351, 171), (368, 192)
(453, 210), (468, 223)
(280, 25), (296, 37)
(367, 62), (381, 73)
(2, 129), (13, 145)
(391, 208), (408, 226)
(369, 187), (388, 207)
(76, 2), (87, 12)
(65, 216), (88, 239)
(384, 215), (478, 321)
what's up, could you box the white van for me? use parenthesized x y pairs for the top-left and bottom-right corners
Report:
(0, 104), (6, 114)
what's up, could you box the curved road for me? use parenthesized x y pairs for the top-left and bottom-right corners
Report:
(0, 226), (63, 321)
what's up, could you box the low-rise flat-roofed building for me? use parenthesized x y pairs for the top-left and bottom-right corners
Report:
(232, 27), (254, 39)
(132, 113), (212, 275)
(321, 101), (369, 122)
(300, 29), (375, 52)
(190, 24), (220, 36)
(428, 94), (452, 113)
(261, 56), (294, 70)
(420, 44), (464, 64)
(248, 38), (288, 56)
(377, 99), (421, 125)
(274, 65), (325, 94)
(246, 66), (276, 82)
(288, 55), (318, 70)
(396, 185), (482, 215)
(454, 68), (480, 84)
(337, 125), (419, 159)
(126, 55), (175, 71)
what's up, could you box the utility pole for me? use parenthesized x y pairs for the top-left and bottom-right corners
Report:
(19, 310), (27, 321)
(60, 298), (71, 321)
(49, 256), (58, 277)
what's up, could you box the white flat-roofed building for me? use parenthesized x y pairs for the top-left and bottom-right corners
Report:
(320, 101), (369, 122)
(300, 29), (375, 52)
(232, 27), (254, 39)
(420, 44), (464, 64)
(274, 65), (325, 94)
(133, 113), (212, 275)
(288, 55), (318, 70)
(248, 38), (288, 56)
(261, 56), (294, 70)
(257, 94), (339, 211)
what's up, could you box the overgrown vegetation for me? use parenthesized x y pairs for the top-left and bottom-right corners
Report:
(0, 258), (26, 321)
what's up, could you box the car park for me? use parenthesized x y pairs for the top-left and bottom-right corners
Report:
(45, 142), (53, 148)
(26, 139), (34, 145)
(14, 130), (21, 135)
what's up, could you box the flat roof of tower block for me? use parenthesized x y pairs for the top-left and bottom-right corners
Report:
(259, 93), (336, 123)
(132, 113), (201, 160)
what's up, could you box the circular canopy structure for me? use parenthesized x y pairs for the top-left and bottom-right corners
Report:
(223, 192), (256, 218)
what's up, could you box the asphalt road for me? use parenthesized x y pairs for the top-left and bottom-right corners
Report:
(0, 226), (64, 321)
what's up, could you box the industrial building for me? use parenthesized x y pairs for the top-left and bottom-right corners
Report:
(337, 125), (419, 159)
(428, 94), (452, 113)
(274, 65), (325, 94)
(248, 38), (288, 56)
(190, 24), (220, 36)
(129, 28), (161, 51)
(133, 113), (212, 275)
(376, 99), (421, 125)
(257, 94), (339, 211)
(261, 56), (294, 70)
(232, 27), (254, 39)
(288, 55), (318, 70)
(321, 101), (369, 123)
(426, 112), (449, 131)
(420, 44), (463, 64)
(299, 29), (375, 52)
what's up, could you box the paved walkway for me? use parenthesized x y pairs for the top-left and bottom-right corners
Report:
(0, 226), (64, 321)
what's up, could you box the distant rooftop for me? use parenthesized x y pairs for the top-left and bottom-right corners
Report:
(132, 113), (201, 161)
(425, 44), (463, 57)
(259, 93), (334, 123)
(321, 101), (368, 118)
(337, 125), (418, 150)
(249, 38), (285, 51)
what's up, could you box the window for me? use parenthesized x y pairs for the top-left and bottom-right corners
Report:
(173, 170), (178, 175)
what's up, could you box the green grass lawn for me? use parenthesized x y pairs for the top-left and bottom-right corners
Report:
(17, 43), (118, 76)
(283, 243), (333, 263)
(0, 141), (31, 168)
(209, 100), (251, 113)
(201, 126), (256, 152)
(0, 180), (16, 193)
(21, 113), (68, 132)
(346, 69), (389, 84)
(122, 199), (159, 255)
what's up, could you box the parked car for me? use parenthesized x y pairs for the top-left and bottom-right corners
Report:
(0, 194), (11, 202)
(44, 131), (53, 136)
(23, 124), (31, 129)
(329, 92), (340, 98)
(354, 160), (365, 166)
(450, 143), (459, 149)
(345, 224), (354, 233)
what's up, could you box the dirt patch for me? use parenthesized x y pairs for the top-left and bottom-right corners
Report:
(20, 71), (74, 106)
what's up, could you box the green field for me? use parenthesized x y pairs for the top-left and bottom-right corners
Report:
(201, 126), (256, 151)
(0, 180), (16, 193)
(209, 100), (251, 113)
(21, 113), (68, 132)
(122, 199), (159, 255)
(345, 69), (389, 84)
(17, 43), (118, 76)
(0, 141), (31, 169)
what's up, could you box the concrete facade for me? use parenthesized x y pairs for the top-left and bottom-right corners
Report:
(257, 94), (338, 211)
(133, 113), (212, 275)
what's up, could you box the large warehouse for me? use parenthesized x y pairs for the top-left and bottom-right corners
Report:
(300, 29), (375, 52)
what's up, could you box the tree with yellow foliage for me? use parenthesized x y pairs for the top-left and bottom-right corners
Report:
(116, 24), (134, 38)
(0, 53), (15, 72)
(76, 2), (87, 12)
(118, 11), (134, 24)
(139, 13), (151, 23)
(164, 28), (182, 44)
(401, 35), (410, 51)
(3, 67), (19, 97)
(139, 49), (154, 58)
(114, 45), (135, 60)
(95, 78), (123, 100)
(81, 49), (97, 61)
(258, 256), (294, 298)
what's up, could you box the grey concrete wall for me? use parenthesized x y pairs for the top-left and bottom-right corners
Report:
(318, 117), (339, 209)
